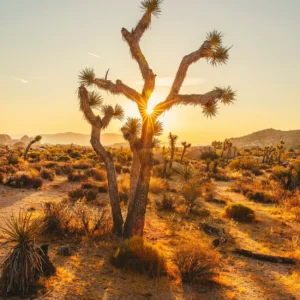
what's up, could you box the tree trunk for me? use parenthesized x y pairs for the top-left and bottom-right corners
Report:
(169, 148), (174, 169)
(90, 126), (123, 235)
(128, 150), (141, 211)
(123, 121), (153, 238)
(24, 141), (35, 160)
(180, 147), (186, 164)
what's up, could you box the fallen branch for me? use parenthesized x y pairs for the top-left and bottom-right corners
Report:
(235, 248), (296, 265)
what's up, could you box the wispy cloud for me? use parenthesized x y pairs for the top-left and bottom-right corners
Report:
(88, 52), (100, 59)
(11, 76), (28, 84)
(133, 77), (206, 87)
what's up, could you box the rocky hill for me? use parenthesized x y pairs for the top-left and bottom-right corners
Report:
(0, 132), (124, 147)
(230, 129), (300, 149)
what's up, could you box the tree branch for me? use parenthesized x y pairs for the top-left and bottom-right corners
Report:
(78, 86), (98, 126)
(121, 12), (156, 101)
(93, 78), (144, 107)
(169, 41), (210, 96)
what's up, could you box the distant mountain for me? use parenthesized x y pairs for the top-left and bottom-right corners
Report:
(1, 132), (124, 147)
(230, 129), (300, 149)
(41, 132), (124, 146)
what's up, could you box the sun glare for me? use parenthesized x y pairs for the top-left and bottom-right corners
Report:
(146, 107), (153, 115)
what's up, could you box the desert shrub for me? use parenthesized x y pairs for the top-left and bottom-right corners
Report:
(201, 182), (216, 202)
(174, 240), (220, 283)
(156, 194), (176, 211)
(68, 171), (88, 182)
(7, 154), (19, 165)
(0, 212), (45, 297)
(55, 163), (72, 175)
(43, 201), (72, 234)
(229, 157), (258, 171)
(201, 152), (218, 161)
(6, 170), (43, 189)
(118, 175), (130, 204)
(69, 151), (81, 159)
(40, 168), (56, 181)
(149, 177), (167, 194)
(73, 161), (92, 170)
(72, 201), (110, 237)
(110, 236), (166, 278)
(57, 155), (71, 162)
(87, 168), (107, 181)
(246, 191), (274, 204)
(98, 183), (108, 193)
(115, 163), (122, 174)
(181, 180), (202, 214)
(122, 166), (131, 174)
(152, 164), (172, 179)
(44, 162), (57, 169)
(224, 204), (255, 222)
(68, 184), (98, 201)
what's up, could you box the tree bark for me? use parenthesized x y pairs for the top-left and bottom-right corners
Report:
(123, 121), (153, 238)
(128, 150), (141, 211)
(180, 148), (186, 164)
(90, 126), (123, 235)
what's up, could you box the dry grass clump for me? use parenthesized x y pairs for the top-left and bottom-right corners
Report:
(40, 168), (56, 181)
(156, 194), (176, 211)
(174, 240), (220, 283)
(118, 174), (130, 204)
(72, 161), (93, 170)
(68, 182), (98, 201)
(0, 212), (45, 297)
(87, 168), (107, 181)
(68, 170), (88, 182)
(43, 200), (111, 237)
(149, 177), (167, 194)
(72, 200), (110, 237)
(181, 179), (202, 214)
(224, 203), (255, 222)
(110, 236), (166, 278)
(43, 201), (72, 234)
(5, 170), (43, 189)
(228, 157), (258, 171)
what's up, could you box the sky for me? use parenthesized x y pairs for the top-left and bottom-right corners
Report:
(0, 0), (299, 144)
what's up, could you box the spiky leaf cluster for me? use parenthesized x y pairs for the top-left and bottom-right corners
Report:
(79, 68), (95, 86)
(88, 91), (103, 109)
(214, 86), (236, 105)
(202, 102), (218, 118)
(140, 0), (163, 17)
(204, 30), (231, 66)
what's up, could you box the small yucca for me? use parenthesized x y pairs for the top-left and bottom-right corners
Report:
(0, 211), (45, 297)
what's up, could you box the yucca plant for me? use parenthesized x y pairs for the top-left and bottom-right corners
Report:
(180, 141), (192, 163)
(24, 135), (42, 160)
(0, 211), (45, 297)
(168, 132), (178, 169)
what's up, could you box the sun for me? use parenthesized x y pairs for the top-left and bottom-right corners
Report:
(146, 106), (153, 115)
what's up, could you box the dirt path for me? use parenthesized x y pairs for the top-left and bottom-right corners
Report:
(0, 176), (77, 225)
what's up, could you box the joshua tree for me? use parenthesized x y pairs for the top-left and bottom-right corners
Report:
(262, 146), (275, 164)
(23, 135), (42, 160)
(168, 133), (178, 169)
(180, 141), (192, 163)
(78, 0), (236, 237)
(211, 140), (222, 153)
(77, 88), (124, 235)
(276, 140), (285, 165)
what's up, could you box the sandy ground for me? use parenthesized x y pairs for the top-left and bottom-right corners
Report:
(0, 177), (299, 300)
